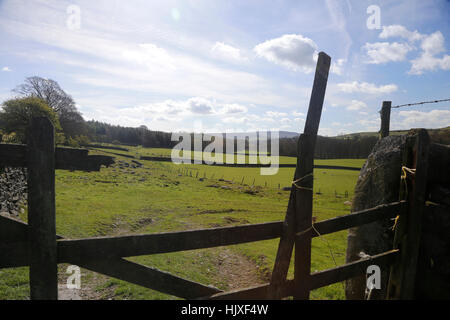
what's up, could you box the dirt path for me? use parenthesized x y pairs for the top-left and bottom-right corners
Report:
(214, 248), (268, 291)
(57, 248), (268, 300)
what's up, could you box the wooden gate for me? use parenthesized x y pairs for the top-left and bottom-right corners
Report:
(0, 52), (435, 300)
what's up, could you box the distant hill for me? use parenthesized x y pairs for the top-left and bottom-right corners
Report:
(336, 126), (450, 144)
(83, 120), (449, 158)
(204, 131), (299, 139)
(205, 127), (450, 143)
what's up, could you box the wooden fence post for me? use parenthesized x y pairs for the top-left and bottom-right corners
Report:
(268, 52), (330, 299)
(27, 117), (57, 300)
(387, 129), (430, 299)
(380, 101), (391, 138)
(293, 52), (331, 300)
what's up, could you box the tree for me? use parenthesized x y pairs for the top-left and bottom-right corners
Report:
(13, 76), (86, 138)
(14, 77), (74, 113)
(0, 97), (62, 143)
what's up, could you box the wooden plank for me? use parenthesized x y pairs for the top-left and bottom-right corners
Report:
(57, 222), (284, 262)
(27, 117), (58, 300)
(387, 136), (415, 299)
(0, 143), (114, 171)
(428, 184), (450, 207)
(0, 213), (29, 243)
(416, 203), (450, 299)
(74, 257), (222, 299)
(311, 201), (405, 237)
(399, 129), (430, 299)
(0, 241), (30, 268)
(309, 250), (399, 290)
(294, 52), (331, 300)
(267, 190), (296, 299)
(0, 214), (62, 268)
(0, 235), (63, 269)
(293, 134), (319, 300)
(207, 250), (399, 299)
(380, 101), (392, 138)
(0, 243), (221, 299)
(207, 280), (294, 300)
(0, 143), (27, 167)
(1, 202), (403, 268)
(388, 130), (431, 299)
(269, 52), (331, 300)
(57, 202), (403, 264)
(0, 227), (220, 299)
(303, 52), (332, 136)
(428, 143), (450, 184)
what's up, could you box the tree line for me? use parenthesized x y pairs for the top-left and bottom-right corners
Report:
(0, 76), (378, 158)
(3, 76), (446, 159)
(278, 135), (378, 159)
(85, 121), (175, 148)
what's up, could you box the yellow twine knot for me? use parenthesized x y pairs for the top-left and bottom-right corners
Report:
(292, 172), (313, 191)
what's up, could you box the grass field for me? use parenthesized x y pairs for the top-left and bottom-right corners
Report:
(0, 146), (365, 300)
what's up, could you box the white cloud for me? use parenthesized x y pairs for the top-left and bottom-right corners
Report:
(357, 118), (380, 131)
(409, 31), (450, 74)
(379, 25), (423, 42)
(1, 14), (302, 109)
(337, 81), (398, 94)
(363, 42), (413, 64)
(254, 34), (318, 73)
(1, 67), (11, 72)
(324, 0), (352, 60)
(266, 111), (288, 117)
(376, 26), (450, 75)
(346, 100), (367, 111)
(409, 54), (450, 75)
(187, 97), (215, 114)
(394, 109), (450, 129)
(222, 116), (247, 124)
(116, 97), (250, 122)
(292, 111), (305, 117)
(221, 103), (248, 114)
(211, 42), (247, 62)
(372, 25), (450, 75)
(419, 31), (445, 55)
(330, 58), (346, 75)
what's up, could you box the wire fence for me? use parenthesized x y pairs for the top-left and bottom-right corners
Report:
(391, 98), (450, 109)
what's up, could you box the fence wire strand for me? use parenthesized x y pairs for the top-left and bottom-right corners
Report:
(391, 98), (450, 109)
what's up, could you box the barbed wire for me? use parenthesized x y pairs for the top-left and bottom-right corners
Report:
(391, 98), (450, 109)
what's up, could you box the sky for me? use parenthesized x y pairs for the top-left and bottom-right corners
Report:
(0, 0), (449, 136)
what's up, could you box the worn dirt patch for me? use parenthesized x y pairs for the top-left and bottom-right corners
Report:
(58, 264), (116, 300)
(214, 248), (268, 291)
(57, 248), (268, 300)
(130, 216), (154, 231)
(197, 208), (245, 215)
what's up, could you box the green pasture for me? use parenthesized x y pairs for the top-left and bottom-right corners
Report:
(0, 146), (365, 300)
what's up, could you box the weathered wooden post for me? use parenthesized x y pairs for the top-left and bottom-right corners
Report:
(268, 52), (331, 299)
(387, 129), (430, 299)
(293, 52), (331, 300)
(27, 117), (57, 300)
(380, 101), (392, 138)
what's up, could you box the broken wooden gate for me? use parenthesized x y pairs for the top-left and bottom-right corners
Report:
(0, 52), (434, 299)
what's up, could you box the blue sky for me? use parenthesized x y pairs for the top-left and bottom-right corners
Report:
(0, 0), (449, 135)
